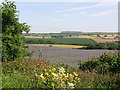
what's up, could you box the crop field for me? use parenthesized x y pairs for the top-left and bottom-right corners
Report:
(25, 38), (95, 45)
(65, 35), (95, 38)
(30, 44), (86, 48)
(26, 45), (117, 68)
(24, 36), (51, 38)
(92, 38), (118, 43)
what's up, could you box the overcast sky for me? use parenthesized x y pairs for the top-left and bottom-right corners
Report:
(6, 0), (118, 33)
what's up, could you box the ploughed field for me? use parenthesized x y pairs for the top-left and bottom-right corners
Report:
(26, 45), (117, 68)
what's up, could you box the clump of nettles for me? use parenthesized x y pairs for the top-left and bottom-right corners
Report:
(35, 67), (80, 88)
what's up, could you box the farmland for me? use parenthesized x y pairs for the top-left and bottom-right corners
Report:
(30, 44), (86, 48)
(26, 45), (117, 68)
(25, 38), (96, 46)
(92, 38), (118, 43)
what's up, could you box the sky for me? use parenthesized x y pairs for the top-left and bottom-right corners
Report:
(3, 0), (119, 33)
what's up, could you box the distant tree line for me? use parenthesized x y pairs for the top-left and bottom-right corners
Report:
(81, 41), (120, 50)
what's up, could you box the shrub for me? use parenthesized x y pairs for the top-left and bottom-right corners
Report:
(1, 0), (30, 61)
(78, 52), (120, 75)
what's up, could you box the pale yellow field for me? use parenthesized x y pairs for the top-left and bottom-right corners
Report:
(92, 38), (119, 43)
(30, 44), (86, 48)
(92, 34), (118, 38)
(65, 35), (95, 38)
(24, 36), (51, 38)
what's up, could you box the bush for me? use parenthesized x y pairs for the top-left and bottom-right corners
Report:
(1, 0), (30, 61)
(82, 41), (120, 50)
(78, 52), (120, 75)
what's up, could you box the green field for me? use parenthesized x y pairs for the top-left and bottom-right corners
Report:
(25, 38), (96, 46)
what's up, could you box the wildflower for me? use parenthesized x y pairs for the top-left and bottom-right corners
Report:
(49, 69), (52, 72)
(61, 82), (66, 88)
(4, 76), (8, 79)
(68, 83), (74, 88)
(44, 69), (47, 72)
(52, 72), (58, 77)
(59, 67), (65, 74)
(51, 83), (55, 87)
(40, 74), (45, 80)
(52, 68), (56, 72)
(76, 77), (81, 81)
(73, 72), (78, 77)
(45, 72), (49, 76)
(66, 73), (69, 77)
(69, 74), (74, 78)
(14, 71), (17, 74)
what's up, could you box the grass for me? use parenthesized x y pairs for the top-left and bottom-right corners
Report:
(30, 44), (87, 48)
(2, 56), (120, 88)
(25, 38), (95, 46)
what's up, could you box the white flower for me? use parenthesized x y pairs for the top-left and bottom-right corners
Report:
(68, 83), (74, 88)
(59, 67), (65, 74)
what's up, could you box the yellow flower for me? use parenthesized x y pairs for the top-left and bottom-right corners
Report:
(14, 71), (17, 74)
(52, 68), (56, 72)
(49, 69), (52, 72)
(4, 76), (8, 79)
(52, 72), (58, 77)
(66, 73), (69, 77)
(45, 72), (49, 76)
(44, 69), (47, 72)
(76, 78), (81, 81)
(69, 74), (74, 78)
(73, 72), (78, 77)
(40, 74), (45, 79)
(51, 83), (55, 87)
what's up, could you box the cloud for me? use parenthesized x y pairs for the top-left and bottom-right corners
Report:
(90, 10), (115, 16)
(55, 2), (117, 13)
(56, 6), (96, 13)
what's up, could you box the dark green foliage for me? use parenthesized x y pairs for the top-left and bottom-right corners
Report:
(1, 0), (30, 61)
(82, 41), (120, 50)
(25, 38), (95, 46)
(78, 52), (120, 75)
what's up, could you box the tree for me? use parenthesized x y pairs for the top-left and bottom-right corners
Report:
(97, 34), (100, 37)
(1, 0), (30, 61)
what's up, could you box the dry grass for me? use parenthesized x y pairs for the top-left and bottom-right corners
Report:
(30, 44), (86, 48)
(24, 36), (51, 38)
(65, 35), (95, 38)
(92, 38), (118, 43)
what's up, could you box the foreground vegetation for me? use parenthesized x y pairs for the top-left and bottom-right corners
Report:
(78, 52), (120, 75)
(2, 58), (80, 88)
(2, 52), (120, 88)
